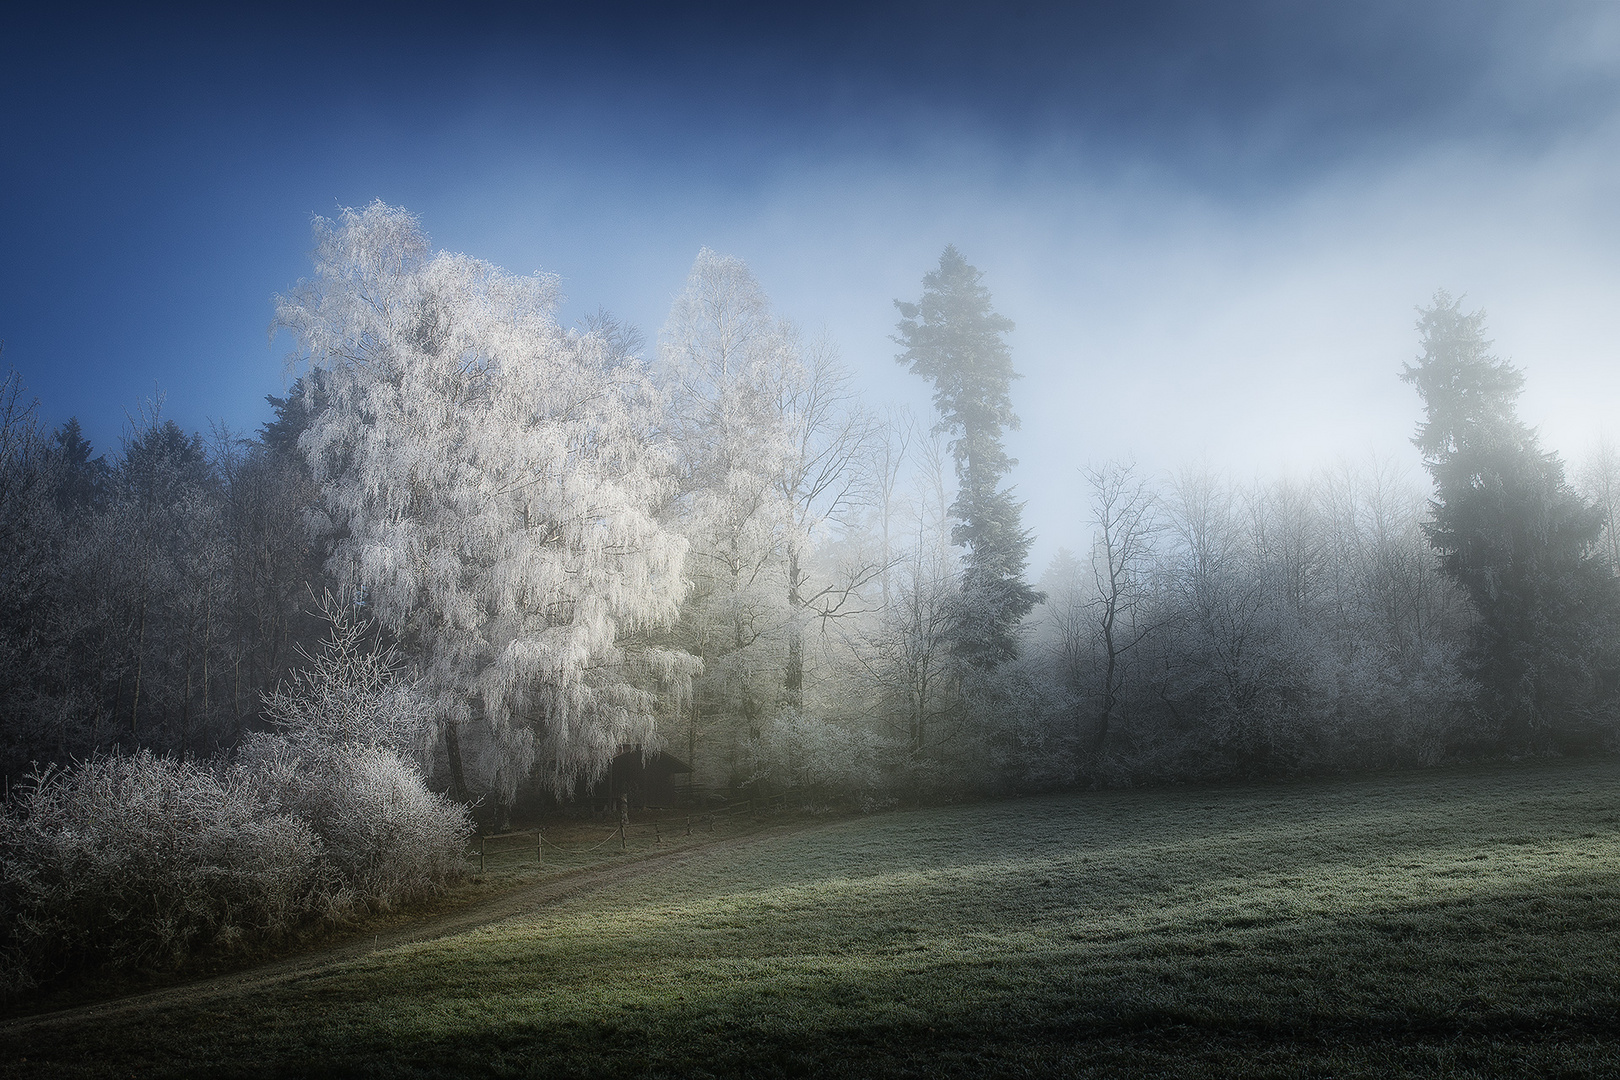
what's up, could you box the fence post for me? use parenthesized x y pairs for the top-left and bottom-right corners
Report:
(537, 828), (543, 867)
(478, 834), (485, 876)
(686, 814), (691, 837)
(655, 822), (661, 844)
(618, 794), (629, 852)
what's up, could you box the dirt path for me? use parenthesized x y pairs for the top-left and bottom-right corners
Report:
(1, 818), (817, 1037)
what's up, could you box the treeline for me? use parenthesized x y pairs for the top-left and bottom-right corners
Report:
(0, 604), (467, 992)
(3, 203), (1619, 820)
(810, 294), (1620, 795)
(0, 376), (326, 784)
(1020, 462), (1475, 784)
(0, 378), (476, 992)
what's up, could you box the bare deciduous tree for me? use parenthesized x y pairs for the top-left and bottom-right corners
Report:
(1084, 461), (1162, 750)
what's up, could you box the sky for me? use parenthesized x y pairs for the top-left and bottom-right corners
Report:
(5, 1), (1620, 570)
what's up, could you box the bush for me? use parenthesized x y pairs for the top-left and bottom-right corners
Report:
(746, 709), (890, 797)
(259, 597), (431, 760)
(247, 601), (471, 910)
(0, 751), (322, 993)
(0, 610), (473, 994)
(241, 735), (470, 910)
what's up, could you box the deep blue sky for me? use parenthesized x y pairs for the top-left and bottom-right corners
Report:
(6, 1), (1620, 562)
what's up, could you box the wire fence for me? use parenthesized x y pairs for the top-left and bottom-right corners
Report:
(465, 793), (794, 874)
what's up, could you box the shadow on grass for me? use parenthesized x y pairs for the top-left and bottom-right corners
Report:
(8, 759), (1620, 1078)
(12, 868), (1620, 1078)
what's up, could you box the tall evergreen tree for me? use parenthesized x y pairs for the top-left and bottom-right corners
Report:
(48, 417), (108, 513)
(260, 373), (329, 459)
(895, 246), (1040, 670)
(1402, 291), (1618, 745)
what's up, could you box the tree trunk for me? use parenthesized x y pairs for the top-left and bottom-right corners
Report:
(688, 695), (699, 804)
(785, 545), (803, 707)
(130, 591), (148, 736)
(1094, 595), (1118, 750)
(443, 718), (470, 803)
(1095, 645), (1117, 750)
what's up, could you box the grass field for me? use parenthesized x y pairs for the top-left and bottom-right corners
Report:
(6, 759), (1620, 1077)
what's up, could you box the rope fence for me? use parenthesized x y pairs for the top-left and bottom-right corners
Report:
(465, 792), (794, 873)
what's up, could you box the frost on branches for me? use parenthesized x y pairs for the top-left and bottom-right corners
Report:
(657, 250), (878, 791)
(659, 249), (799, 734)
(274, 202), (693, 800)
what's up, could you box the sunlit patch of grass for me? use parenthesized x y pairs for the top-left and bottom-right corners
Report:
(7, 760), (1620, 1077)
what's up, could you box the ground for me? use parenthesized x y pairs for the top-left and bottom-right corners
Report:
(4, 759), (1620, 1077)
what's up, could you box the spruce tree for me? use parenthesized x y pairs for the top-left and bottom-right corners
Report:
(1403, 291), (1618, 745)
(48, 417), (108, 512)
(895, 246), (1041, 670)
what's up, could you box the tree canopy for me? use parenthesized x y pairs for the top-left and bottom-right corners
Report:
(275, 202), (694, 800)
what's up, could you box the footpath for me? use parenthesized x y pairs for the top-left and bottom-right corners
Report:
(1, 815), (818, 1037)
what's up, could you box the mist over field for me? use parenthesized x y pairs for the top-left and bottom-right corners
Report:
(4, 3), (1620, 1074)
(7, 3), (1620, 569)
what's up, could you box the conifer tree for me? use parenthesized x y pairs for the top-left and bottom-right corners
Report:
(1403, 291), (1618, 744)
(895, 246), (1040, 670)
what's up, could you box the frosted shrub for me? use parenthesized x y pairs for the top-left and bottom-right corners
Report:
(242, 736), (469, 910)
(0, 751), (321, 992)
(0, 608), (471, 993)
(747, 709), (888, 797)
(247, 605), (471, 909)
(260, 597), (431, 761)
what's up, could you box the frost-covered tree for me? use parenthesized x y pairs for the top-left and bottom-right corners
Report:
(0, 371), (70, 777)
(658, 250), (797, 786)
(1036, 546), (1089, 711)
(1577, 438), (1620, 572)
(658, 252), (878, 794)
(857, 427), (960, 760)
(110, 412), (222, 746)
(773, 340), (879, 707)
(216, 413), (329, 734)
(259, 595), (429, 759)
(274, 202), (692, 802)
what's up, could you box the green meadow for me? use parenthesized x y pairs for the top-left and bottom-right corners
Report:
(7, 759), (1620, 1078)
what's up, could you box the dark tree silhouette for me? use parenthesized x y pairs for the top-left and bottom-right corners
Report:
(1403, 291), (1619, 745)
(895, 246), (1041, 671)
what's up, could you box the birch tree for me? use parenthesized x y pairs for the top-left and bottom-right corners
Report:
(659, 250), (796, 780)
(275, 202), (692, 801)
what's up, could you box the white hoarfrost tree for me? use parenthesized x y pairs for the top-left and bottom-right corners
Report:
(658, 250), (797, 784)
(1578, 438), (1620, 571)
(274, 202), (693, 803)
(857, 426), (960, 760)
(659, 249), (879, 790)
